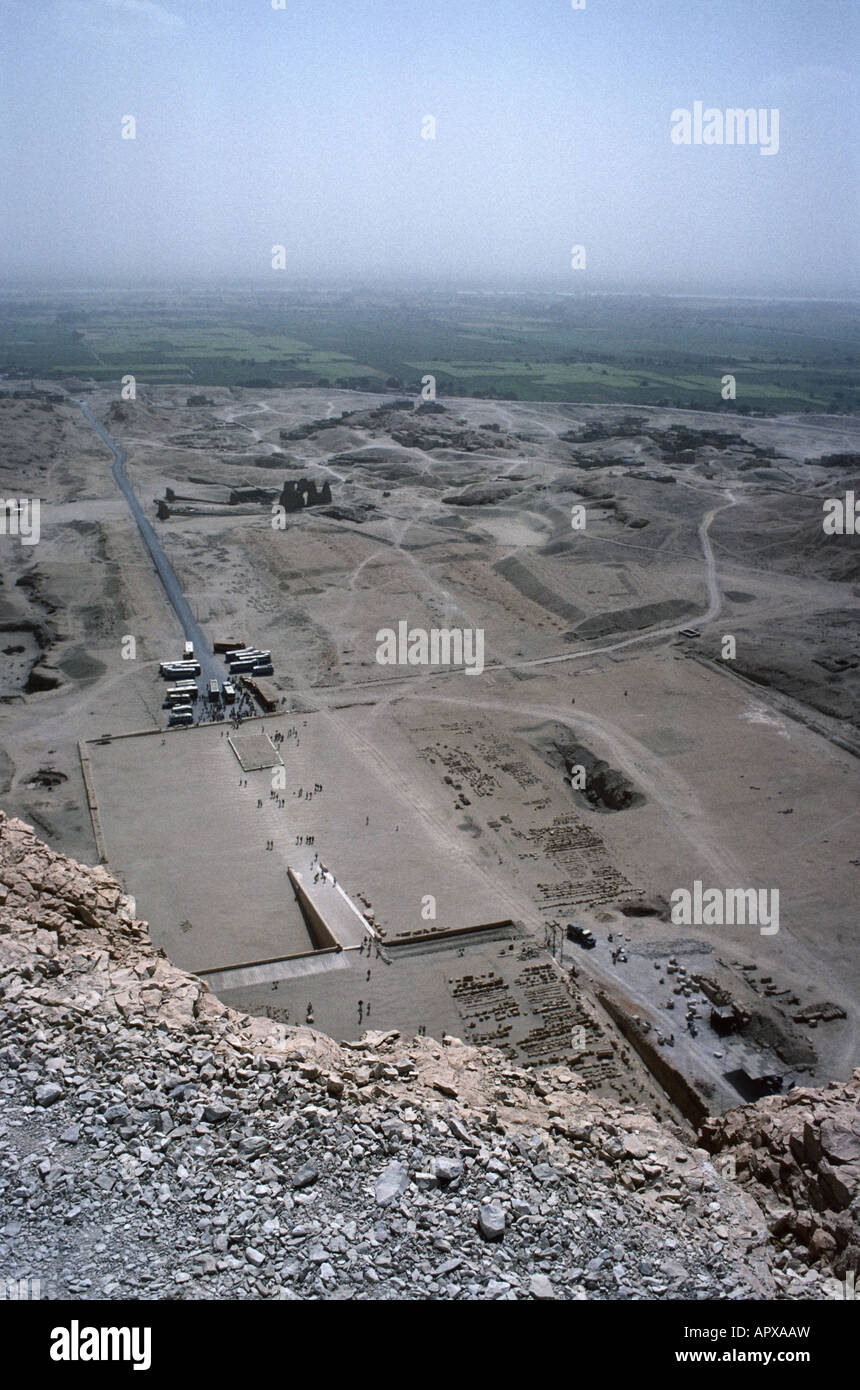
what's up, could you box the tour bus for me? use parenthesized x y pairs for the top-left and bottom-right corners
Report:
(165, 685), (198, 705)
(252, 662), (274, 676)
(222, 681), (236, 703)
(208, 679), (220, 702)
(183, 641), (195, 659)
(229, 649), (269, 664)
(228, 659), (257, 674)
(168, 708), (194, 727)
(160, 661), (201, 678)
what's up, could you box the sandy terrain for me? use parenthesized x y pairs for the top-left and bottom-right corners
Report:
(1, 380), (857, 1120)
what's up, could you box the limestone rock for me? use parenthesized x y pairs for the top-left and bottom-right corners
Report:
(529, 1273), (556, 1300)
(478, 1203), (505, 1242)
(375, 1161), (409, 1207)
(0, 810), (845, 1302)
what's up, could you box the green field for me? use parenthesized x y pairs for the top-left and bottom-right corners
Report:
(0, 288), (856, 411)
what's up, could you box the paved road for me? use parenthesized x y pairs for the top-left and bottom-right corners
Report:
(76, 401), (224, 690)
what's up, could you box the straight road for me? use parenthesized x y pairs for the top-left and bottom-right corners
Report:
(76, 400), (224, 689)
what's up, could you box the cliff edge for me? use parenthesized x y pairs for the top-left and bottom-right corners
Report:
(0, 812), (850, 1301)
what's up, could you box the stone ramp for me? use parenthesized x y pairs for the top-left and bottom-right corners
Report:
(288, 866), (375, 951)
(198, 949), (353, 993)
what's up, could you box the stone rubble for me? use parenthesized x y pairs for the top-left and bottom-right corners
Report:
(700, 1077), (860, 1285)
(0, 813), (841, 1301)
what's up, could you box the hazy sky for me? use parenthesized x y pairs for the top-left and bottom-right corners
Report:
(2, 0), (857, 293)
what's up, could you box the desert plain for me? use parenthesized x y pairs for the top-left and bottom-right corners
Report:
(2, 379), (858, 1128)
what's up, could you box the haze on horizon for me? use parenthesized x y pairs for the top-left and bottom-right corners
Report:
(1, 0), (857, 297)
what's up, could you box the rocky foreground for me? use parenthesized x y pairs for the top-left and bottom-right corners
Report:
(0, 813), (854, 1301)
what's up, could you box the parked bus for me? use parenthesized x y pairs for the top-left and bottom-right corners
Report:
(230, 646), (270, 660)
(242, 676), (279, 712)
(160, 661), (201, 678)
(164, 685), (198, 706)
(208, 679), (220, 702)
